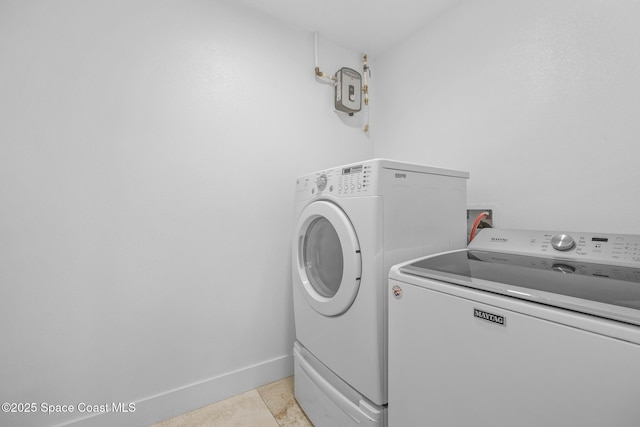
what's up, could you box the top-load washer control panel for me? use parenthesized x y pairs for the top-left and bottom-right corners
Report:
(470, 228), (640, 267)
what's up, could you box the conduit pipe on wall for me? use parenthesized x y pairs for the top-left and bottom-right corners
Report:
(362, 53), (370, 133)
(314, 32), (336, 85)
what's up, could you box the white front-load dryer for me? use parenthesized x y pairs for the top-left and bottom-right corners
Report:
(291, 159), (468, 427)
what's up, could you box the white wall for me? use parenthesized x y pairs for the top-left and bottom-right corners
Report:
(372, 0), (640, 234)
(6, 0), (640, 425)
(0, 1), (371, 426)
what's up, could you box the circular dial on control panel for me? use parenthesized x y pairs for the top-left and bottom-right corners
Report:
(551, 234), (575, 251)
(316, 174), (328, 191)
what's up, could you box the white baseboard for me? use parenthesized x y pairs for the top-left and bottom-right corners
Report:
(56, 354), (294, 427)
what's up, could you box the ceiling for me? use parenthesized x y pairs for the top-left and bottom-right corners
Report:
(232, 0), (463, 57)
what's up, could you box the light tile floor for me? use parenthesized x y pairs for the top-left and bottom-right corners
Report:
(151, 376), (313, 427)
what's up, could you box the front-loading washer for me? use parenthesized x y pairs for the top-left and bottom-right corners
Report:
(292, 159), (469, 426)
(388, 228), (640, 426)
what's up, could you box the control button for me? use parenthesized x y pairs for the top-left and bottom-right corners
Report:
(551, 234), (575, 251)
(316, 174), (328, 191)
(350, 184), (355, 190)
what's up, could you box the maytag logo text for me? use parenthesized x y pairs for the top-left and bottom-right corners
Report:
(474, 308), (506, 326)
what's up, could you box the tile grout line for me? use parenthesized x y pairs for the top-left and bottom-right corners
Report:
(256, 387), (284, 427)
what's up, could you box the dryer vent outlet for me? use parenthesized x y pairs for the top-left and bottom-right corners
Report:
(467, 209), (493, 241)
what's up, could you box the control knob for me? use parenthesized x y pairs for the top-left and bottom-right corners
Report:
(551, 234), (575, 251)
(316, 174), (328, 191)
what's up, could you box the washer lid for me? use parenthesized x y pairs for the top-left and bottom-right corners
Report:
(400, 249), (640, 327)
(294, 200), (362, 316)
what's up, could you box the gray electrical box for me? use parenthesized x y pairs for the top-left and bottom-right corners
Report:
(334, 67), (362, 115)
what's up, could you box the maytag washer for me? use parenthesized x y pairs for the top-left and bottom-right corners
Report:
(292, 159), (468, 427)
(388, 228), (640, 427)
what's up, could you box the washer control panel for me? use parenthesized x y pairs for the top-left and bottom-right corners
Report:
(337, 164), (372, 195)
(470, 229), (640, 267)
(294, 162), (376, 198)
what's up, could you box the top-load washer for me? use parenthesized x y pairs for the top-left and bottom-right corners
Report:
(388, 228), (640, 427)
(292, 159), (469, 427)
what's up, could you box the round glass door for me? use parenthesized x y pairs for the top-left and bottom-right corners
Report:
(303, 217), (344, 298)
(295, 201), (361, 316)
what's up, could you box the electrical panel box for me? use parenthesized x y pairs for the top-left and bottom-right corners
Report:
(334, 67), (362, 115)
